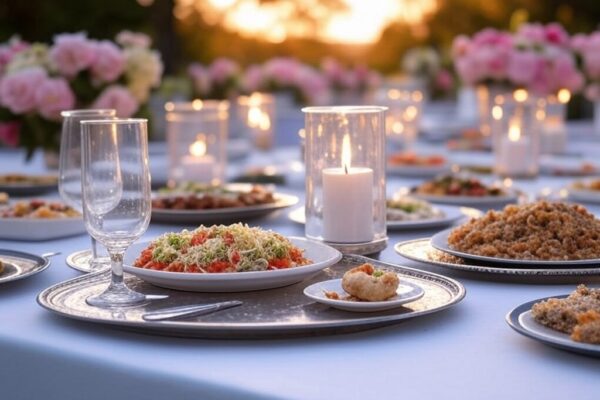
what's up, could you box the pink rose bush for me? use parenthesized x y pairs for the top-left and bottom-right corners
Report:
(321, 57), (380, 102)
(570, 31), (600, 101)
(188, 58), (240, 100)
(452, 23), (583, 96)
(0, 31), (162, 156)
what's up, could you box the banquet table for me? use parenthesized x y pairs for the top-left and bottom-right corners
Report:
(2, 126), (600, 400)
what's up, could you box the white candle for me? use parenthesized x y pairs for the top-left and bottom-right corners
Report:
(179, 135), (215, 182)
(541, 118), (566, 154)
(497, 124), (531, 176)
(322, 134), (374, 243)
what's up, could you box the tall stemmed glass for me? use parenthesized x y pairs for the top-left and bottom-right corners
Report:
(81, 118), (152, 308)
(59, 109), (116, 272)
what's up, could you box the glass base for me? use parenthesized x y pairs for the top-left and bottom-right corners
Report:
(86, 282), (148, 309)
(324, 237), (388, 255)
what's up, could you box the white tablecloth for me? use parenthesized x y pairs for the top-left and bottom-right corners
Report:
(1, 133), (600, 400)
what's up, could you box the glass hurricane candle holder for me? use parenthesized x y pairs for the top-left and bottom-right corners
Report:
(165, 100), (229, 186)
(375, 88), (423, 150)
(492, 91), (544, 178)
(540, 89), (570, 154)
(237, 93), (275, 151)
(303, 106), (387, 255)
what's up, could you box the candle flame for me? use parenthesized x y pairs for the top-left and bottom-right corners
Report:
(508, 124), (521, 142)
(513, 89), (528, 102)
(341, 133), (351, 172)
(557, 88), (571, 104)
(189, 135), (207, 157)
(248, 106), (271, 130)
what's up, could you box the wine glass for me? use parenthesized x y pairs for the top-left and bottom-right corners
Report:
(59, 109), (116, 272)
(81, 118), (153, 308)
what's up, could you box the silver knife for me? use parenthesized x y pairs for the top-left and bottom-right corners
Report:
(142, 300), (243, 322)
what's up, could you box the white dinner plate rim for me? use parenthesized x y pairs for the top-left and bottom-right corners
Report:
(303, 278), (424, 311)
(123, 237), (342, 282)
(430, 228), (600, 266)
(0, 216), (86, 240)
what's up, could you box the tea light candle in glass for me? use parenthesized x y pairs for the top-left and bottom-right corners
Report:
(165, 100), (229, 185)
(238, 93), (275, 150)
(540, 89), (569, 154)
(303, 106), (387, 254)
(492, 93), (543, 178)
(375, 88), (423, 150)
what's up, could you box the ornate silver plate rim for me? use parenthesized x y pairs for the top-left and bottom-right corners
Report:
(0, 249), (51, 284)
(37, 255), (466, 338)
(395, 239), (600, 276)
(430, 228), (600, 267)
(506, 296), (600, 357)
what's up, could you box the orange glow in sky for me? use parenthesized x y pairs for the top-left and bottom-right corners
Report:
(176, 0), (438, 44)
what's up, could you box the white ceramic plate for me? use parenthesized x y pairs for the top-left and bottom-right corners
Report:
(567, 188), (600, 204)
(412, 191), (518, 208)
(430, 228), (600, 266)
(288, 205), (479, 231)
(507, 297), (600, 357)
(386, 163), (451, 178)
(123, 237), (342, 292)
(303, 277), (424, 312)
(0, 217), (86, 241)
(151, 193), (299, 224)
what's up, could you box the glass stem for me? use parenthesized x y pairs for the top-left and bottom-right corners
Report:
(109, 251), (125, 287)
(90, 236), (99, 259)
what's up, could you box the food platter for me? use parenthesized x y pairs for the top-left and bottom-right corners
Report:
(288, 205), (479, 230)
(0, 249), (51, 284)
(395, 238), (600, 276)
(151, 192), (299, 224)
(0, 175), (58, 196)
(386, 163), (451, 178)
(567, 188), (600, 204)
(0, 217), (87, 241)
(430, 228), (600, 267)
(412, 192), (518, 208)
(122, 237), (342, 292)
(506, 296), (600, 357)
(37, 254), (465, 338)
(303, 278), (424, 312)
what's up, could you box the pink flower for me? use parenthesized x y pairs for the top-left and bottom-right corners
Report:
(434, 69), (454, 91)
(93, 85), (138, 117)
(516, 23), (546, 44)
(455, 57), (479, 86)
(188, 63), (212, 96)
(451, 35), (471, 58)
(552, 52), (584, 93)
(585, 83), (600, 101)
(544, 23), (569, 46)
(209, 58), (239, 84)
(35, 77), (75, 120)
(263, 58), (301, 87)
(49, 33), (96, 77)
(0, 67), (47, 114)
(116, 31), (151, 48)
(241, 64), (264, 93)
(0, 121), (20, 147)
(91, 41), (125, 83)
(0, 37), (29, 74)
(571, 34), (588, 53)
(507, 50), (538, 86)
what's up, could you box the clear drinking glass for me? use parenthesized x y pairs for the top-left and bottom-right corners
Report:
(59, 109), (116, 271)
(81, 118), (152, 308)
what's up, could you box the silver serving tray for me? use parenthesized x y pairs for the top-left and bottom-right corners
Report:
(395, 239), (600, 276)
(37, 255), (465, 339)
(0, 249), (51, 283)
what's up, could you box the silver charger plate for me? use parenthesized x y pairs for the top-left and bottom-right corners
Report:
(411, 190), (518, 209)
(395, 239), (600, 276)
(37, 254), (465, 339)
(506, 296), (600, 358)
(0, 249), (51, 283)
(430, 228), (600, 267)
(288, 205), (480, 231)
(151, 193), (299, 224)
(0, 181), (57, 196)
